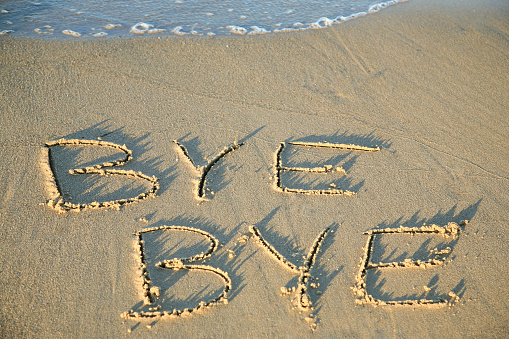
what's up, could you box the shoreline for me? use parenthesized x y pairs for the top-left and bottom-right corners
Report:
(0, 0), (411, 39)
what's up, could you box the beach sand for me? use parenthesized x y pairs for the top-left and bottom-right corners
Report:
(1, 0), (508, 337)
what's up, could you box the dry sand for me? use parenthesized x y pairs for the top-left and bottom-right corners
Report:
(0, 0), (508, 337)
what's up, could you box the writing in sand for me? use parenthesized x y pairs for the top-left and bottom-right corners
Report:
(41, 137), (466, 330)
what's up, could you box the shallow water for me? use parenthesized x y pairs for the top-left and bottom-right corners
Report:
(0, 0), (409, 38)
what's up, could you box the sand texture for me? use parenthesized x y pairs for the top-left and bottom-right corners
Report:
(0, 0), (508, 337)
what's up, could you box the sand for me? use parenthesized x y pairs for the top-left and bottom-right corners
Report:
(0, 0), (508, 337)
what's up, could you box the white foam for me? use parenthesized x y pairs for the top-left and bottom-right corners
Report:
(34, 27), (54, 35)
(247, 26), (270, 35)
(130, 23), (165, 34)
(274, 27), (300, 33)
(310, 17), (336, 29)
(0, 0), (411, 38)
(338, 12), (368, 22)
(130, 22), (153, 34)
(226, 25), (247, 35)
(148, 28), (166, 34)
(171, 26), (189, 36)
(62, 29), (81, 37)
(0, 29), (13, 35)
(105, 23), (122, 30)
(92, 32), (108, 37)
(369, 0), (409, 13)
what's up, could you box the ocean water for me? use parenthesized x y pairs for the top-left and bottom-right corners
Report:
(0, 0), (409, 38)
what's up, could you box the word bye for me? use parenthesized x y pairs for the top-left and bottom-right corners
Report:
(41, 137), (465, 329)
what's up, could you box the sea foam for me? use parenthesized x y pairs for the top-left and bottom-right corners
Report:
(0, 0), (410, 38)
